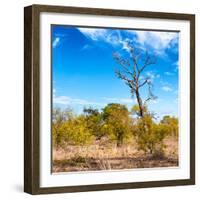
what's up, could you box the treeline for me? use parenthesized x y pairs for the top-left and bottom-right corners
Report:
(52, 103), (178, 156)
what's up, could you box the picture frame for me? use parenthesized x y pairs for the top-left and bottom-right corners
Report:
(24, 4), (195, 194)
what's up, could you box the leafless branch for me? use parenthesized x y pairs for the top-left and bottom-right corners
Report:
(113, 53), (135, 78)
(138, 52), (156, 77)
(115, 70), (137, 91)
(113, 44), (157, 118)
(129, 47), (140, 75)
(138, 78), (149, 88)
(144, 82), (157, 104)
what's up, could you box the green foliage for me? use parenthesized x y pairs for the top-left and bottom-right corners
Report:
(131, 104), (148, 117)
(52, 107), (74, 147)
(102, 103), (134, 146)
(52, 105), (178, 156)
(52, 108), (94, 147)
(61, 115), (94, 145)
(134, 114), (170, 156)
(160, 115), (179, 137)
(136, 114), (178, 155)
(83, 107), (104, 139)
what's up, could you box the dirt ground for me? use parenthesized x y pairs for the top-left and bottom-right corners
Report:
(52, 136), (178, 173)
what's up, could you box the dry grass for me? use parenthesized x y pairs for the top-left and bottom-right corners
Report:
(52, 136), (178, 173)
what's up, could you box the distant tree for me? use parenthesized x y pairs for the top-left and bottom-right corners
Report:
(52, 107), (73, 123)
(113, 44), (157, 118)
(135, 115), (168, 156)
(52, 107), (94, 147)
(131, 104), (157, 119)
(83, 107), (104, 139)
(61, 115), (94, 145)
(160, 115), (179, 137)
(102, 103), (133, 147)
(131, 104), (148, 117)
(52, 107), (74, 147)
(83, 107), (99, 116)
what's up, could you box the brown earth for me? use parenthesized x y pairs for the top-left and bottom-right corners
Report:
(52, 136), (178, 173)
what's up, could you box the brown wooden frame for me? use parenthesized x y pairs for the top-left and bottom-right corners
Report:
(24, 4), (195, 194)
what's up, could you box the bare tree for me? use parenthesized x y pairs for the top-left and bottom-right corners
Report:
(113, 43), (157, 118)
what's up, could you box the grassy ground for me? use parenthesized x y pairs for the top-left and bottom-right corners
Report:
(52, 136), (178, 173)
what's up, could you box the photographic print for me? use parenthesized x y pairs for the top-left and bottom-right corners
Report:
(24, 5), (195, 194)
(52, 26), (179, 173)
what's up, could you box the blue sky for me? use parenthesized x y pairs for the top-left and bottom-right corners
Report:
(52, 25), (179, 120)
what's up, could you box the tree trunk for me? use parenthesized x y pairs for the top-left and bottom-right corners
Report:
(135, 89), (144, 118)
(117, 132), (123, 147)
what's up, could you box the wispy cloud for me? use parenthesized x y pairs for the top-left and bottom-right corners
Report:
(53, 95), (70, 105)
(52, 37), (60, 48)
(164, 71), (174, 76)
(162, 86), (173, 92)
(78, 27), (178, 58)
(103, 97), (136, 104)
(145, 71), (160, 83)
(173, 61), (179, 66)
(173, 61), (179, 72)
(156, 74), (160, 78)
(160, 80), (175, 92)
(53, 90), (104, 106)
(54, 96), (104, 106)
(148, 99), (160, 105)
(174, 97), (178, 104)
(146, 71), (155, 79)
(78, 28), (132, 51)
(52, 32), (68, 48)
(81, 44), (92, 51)
(130, 31), (178, 56)
(53, 88), (136, 108)
(78, 28), (107, 41)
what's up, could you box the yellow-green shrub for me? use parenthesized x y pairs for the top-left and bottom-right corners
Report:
(102, 103), (134, 146)
(134, 115), (169, 156)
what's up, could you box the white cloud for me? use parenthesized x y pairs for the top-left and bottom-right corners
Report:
(129, 30), (178, 55)
(52, 37), (60, 48)
(53, 88), (136, 108)
(120, 98), (134, 103)
(81, 44), (92, 51)
(103, 97), (136, 104)
(164, 71), (174, 76)
(156, 74), (160, 78)
(174, 90), (178, 95)
(150, 98), (162, 105)
(174, 97), (178, 103)
(173, 61), (179, 66)
(146, 71), (155, 79)
(78, 28), (107, 41)
(160, 80), (170, 86)
(162, 86), (173, 92)
(53, 95), (71, 105)
(78, 28), (178, 57)
(173, 61), (179, 72)
(145, 71), (160, 82)
(152, 99), (159, 104)
(102, 97), (117, 102)
(54, 95), (104, 106)
(78, 28), (127, 48)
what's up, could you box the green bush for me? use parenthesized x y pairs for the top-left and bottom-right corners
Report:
(102, 103), (134, 147)
(134, 115), (169, 156)
(83, 107), (104, 139)
(160, 115), (179, 137)
(52, 108), (94, 147)
(52, 105), (178, 155)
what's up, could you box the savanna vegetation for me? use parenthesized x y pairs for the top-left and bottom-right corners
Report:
(52, 44), (179, 172)
(52, 104), (178, 172)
